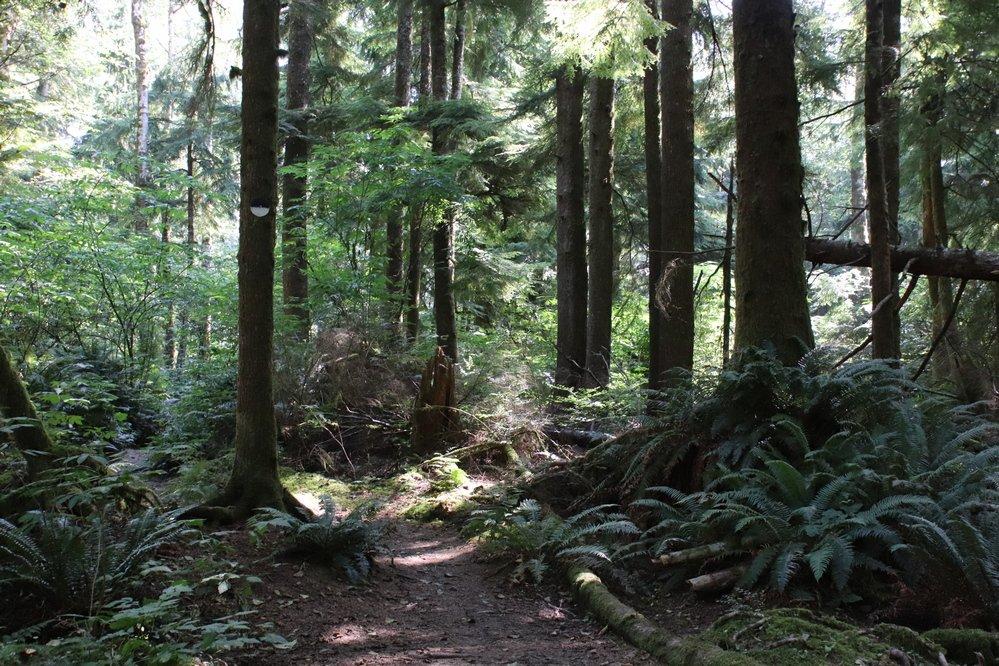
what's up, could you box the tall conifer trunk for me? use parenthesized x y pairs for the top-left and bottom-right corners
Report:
(281, 0), (313, 340)
(429, 0), (457, 360)
(732, 0), (814, 363)
(386, 0), (413, 333)
(644, 0), (665, 391)
(190, 0), (304, 521)
(865, 0), (899, 359)
(658, 0), (695, 383)
(0, 344), (54, 481)
(554, 65), (587, 389)
(584, 77), (615, 388)
(131, 0), (150, 233)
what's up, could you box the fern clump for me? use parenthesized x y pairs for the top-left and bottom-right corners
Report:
(463, 496), (638, 583)
(0, 509), (189, 615)
(249, 495), (383, 581)
(631, 350), (998, 624)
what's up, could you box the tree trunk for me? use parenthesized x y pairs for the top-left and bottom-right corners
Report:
(849, 69), (868, 243)
(0, 344), (53, 480)
(177, 141), (196, 365)
(418, 2), (431, 99)
(584, 77), (615, 388)
(657, 0), (696, 384)
(430, 0), (457, 361)
(805, 237), (999, 282)
(386, 0), (414, 335)
(920, 95), (986, 402)
(162, 211), (177, 368)
(554, 65), (587, 389)
(200, 234), (213, 358)
(449, 0), (467, 101)
(404, 206), (424, 343)
(721, 162), (735, 365)
(732, 0), (814, 364)
(197, 0), (300, 520)
(865, 0), (899, 359)
(644, 0), (665, 392)
(411, 346), (456, 454)
(281, 0), (312, 340)
(131, 0), (150, 233)
(882, 0), (902, 352)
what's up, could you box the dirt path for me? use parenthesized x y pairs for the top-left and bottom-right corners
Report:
(245, 519), (650, 665)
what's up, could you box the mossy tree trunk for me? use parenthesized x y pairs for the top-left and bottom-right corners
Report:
(554, 64), (587, 389)
(657, 0), (696, 384)
(644, 0), (665, 393)
(731, 0), (814, 364)
(191, 0), (304, 522)
(281, 0), (313, 340)
(865, 0), (900, 359)
(583, 76), (615, 388)
(0, 343), (54, 480)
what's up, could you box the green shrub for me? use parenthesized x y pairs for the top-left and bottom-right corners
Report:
(249, 495), (383, 581)
(0, 509), (190, 615)
(464, 496), (638, 583)
(630, 350), (998, 622)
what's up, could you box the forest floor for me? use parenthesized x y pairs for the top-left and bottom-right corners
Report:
(140, 448), (656, 666)
(229, 514), (651, 665)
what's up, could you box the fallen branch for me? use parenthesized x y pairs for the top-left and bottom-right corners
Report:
(805, 238), (999, 282)
(658, 542), (728, 566)
(913, 278), (969, 381)
(566, 565), (760, 665)
(688, 565), (748, 593)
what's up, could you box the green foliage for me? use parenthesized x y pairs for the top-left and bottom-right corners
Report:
(249, 495), (383, 581)
(464, 496), (638, 583)
(0, 509), (189, 615)
(632, 351), (998, 621)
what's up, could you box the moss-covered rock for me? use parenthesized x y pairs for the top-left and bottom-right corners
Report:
(923, 628), (999, 665)
(402, 492), (476, 522)
(701, 608), (944, 665)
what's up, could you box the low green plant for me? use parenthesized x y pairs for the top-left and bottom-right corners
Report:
(464, 496), (638, 583)
(249, 495), (383, 581)
(0, 508), (190, 615)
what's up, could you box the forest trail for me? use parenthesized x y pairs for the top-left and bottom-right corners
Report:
(248, 514), (650, 665)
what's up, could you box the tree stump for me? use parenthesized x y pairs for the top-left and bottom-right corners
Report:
(411, 347), (456, 454)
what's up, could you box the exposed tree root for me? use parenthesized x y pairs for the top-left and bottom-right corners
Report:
(565, 565), (760, 665)
(180, 483), (313, 524)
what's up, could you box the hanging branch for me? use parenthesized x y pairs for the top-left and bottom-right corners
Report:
(913, 278), (969, 380)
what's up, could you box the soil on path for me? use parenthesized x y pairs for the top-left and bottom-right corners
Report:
(240, 519), (651, 665)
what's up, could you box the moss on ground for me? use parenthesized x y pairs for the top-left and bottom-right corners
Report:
(701, 608), (950, 665)
(922, 628), (998, 664)
(278, 469), (400, 509)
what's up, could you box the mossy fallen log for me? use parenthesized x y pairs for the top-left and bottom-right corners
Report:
(658, 542), (728, 565)
(565, 565), (760, 665)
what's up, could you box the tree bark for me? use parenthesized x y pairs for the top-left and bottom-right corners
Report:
(404, 206), (424, 343)
(200, 234), (213, 358)
(657, 0), (696, 384)
(0, 344), (54, 480)
(849, 69), (868, 243)
(721, 162), (735, 365)
(386, 0), (414, 334)
(201, 0), (300, 520)
(162, 211), (177, 368)
(410, 346), (456, 454)
(131, 0), (150, 233)
(584, 77), (616, 388)
(920, 94), (986, 401)
(449, 0), (467, 101)
(732, 0), (814, 364)
(644, 0), (666, 392)
(430, 0), (457, 361)
(281, 0), (313, 340)
(864, 0), (899, 359)
(177, 141), (196, 365)
(804, 237), (999, 282)
(418, 2), (431, 99)
(554, 65), (587, 389)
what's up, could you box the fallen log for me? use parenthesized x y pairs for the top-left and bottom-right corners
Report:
(566, 565), (760, 665)
(804, 237), (999, 282)
(541, 426), (613, 448)
(688, 565), (748, 593)
(658, 542), (728, 566)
